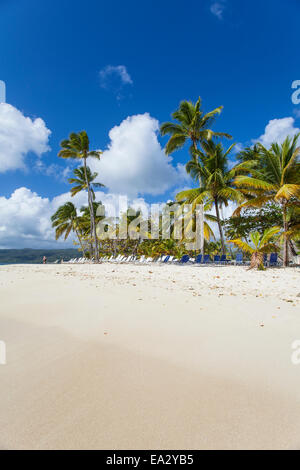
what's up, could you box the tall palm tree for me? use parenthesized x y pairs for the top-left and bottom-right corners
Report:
(228, 226), (280, 270)
(68, 166), (105, 199)
(78, 202), (105, 254)
(177, 141), (248, 254)
(58, 131), (102, 260)
(51, 202), (86, 256)
(234, 134), (300, 266)
(160, 98), (231, 254)
(160, 97), (231, 157)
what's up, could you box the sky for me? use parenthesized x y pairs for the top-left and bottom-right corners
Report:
(0, 0), (299, 248)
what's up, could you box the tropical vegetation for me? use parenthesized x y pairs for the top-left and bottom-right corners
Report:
(50, 97), (300, 268)
(228, 227), (280, 270)
(58, 131), (102, 260)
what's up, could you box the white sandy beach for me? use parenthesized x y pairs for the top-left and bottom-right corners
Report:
(0, 263), (300, 450)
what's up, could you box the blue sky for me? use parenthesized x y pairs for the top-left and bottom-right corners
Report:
(0, 0), (299, 247)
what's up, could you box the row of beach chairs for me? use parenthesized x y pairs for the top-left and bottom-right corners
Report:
(62, 252), (281, 266)
(174, 252), (279, 266)
(95, 252), (280, 266)
(58, 252), (299, 267)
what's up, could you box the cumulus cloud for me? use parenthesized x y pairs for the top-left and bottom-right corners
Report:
(0, 103), (51, 172)
(210, 1), (226, 20)
(0, 187), (98, 248)
(0, 188), (54, 248)
(90, 113), (189, 198)
(253, 117), (300, 147)
(0, 187), (154, 248)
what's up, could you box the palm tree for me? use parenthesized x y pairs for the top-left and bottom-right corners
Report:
(228, 227), (280, 270)
(68, 166), (105, 199)
(58, 131), (102, 260)
(160, 98), (232, 255)
(234, 134), (300, 266)
(51, 202), (86, 256)
(160, 200), (215, 249)
(177, 141), (248, 254)
(78, 202), (106, 257)
(160, 97), (231, 156)
(280, 203), (300, 256)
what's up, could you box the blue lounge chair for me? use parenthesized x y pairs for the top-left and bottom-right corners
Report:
(213, 255), (220, 264)
(163, 255), (170, 263)
(235, 253), (243, 265)
(269, 252), (278, 267)
(263, 253), (268, 266)
(203, 254), (211, 264)
(179, 255), (190, 264)
(195, 254), (202, 264)
(220, 254), (229, 264)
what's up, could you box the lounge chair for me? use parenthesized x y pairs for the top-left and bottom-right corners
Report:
(163, 255), (170, 263)
(213, 255), (220, 264)
(269, 253), (279, 267)
(220, 254), (229, 265)
(203, 254), (211, 264)
(179, 255), (190, 264)
(195, 255), (202, 264)
(235, 253), (243, 265)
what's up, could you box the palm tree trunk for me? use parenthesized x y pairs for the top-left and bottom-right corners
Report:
(289, 239), (297, 257)
(83, 157), (99, 261)
(282, 202), (289, 267)
(75, 228), (86, 258)
(214, 197), (226, 255)
(193, 139), (205, 256)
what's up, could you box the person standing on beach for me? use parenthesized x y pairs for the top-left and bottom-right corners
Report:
(43, 256), (47, 264)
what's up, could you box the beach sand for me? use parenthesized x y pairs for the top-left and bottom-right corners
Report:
(0, 262), (300, 450)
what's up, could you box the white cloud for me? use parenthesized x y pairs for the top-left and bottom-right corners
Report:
(0, 187), (54, 248)
(0, 187), (154, 248)
(0, 187), (98, 249)
(90, 113), (189, 198)
(0, 103), (51, 172)
(99, 65), (133, 89)
(210, 1), (226, 20)
(253, 117), (300, 147)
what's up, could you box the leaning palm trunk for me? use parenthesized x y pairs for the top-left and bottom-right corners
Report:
(75, 228), (87, 258)
(249, 252), (264, 271)
(83, 158), (99, 261)
(214, 197), (226, 255)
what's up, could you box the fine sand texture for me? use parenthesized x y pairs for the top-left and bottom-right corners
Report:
(0, 263), (300, 450)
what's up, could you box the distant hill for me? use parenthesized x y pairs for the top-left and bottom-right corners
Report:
(0, 249), (81, 264)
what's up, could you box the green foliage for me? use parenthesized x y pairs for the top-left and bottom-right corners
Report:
(223, 204), (282, 240)
(68, 166), (105, 199)
(58, 131), (102, 260)
(160, 97), (231, 157)
(228, 227), (280, 270)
